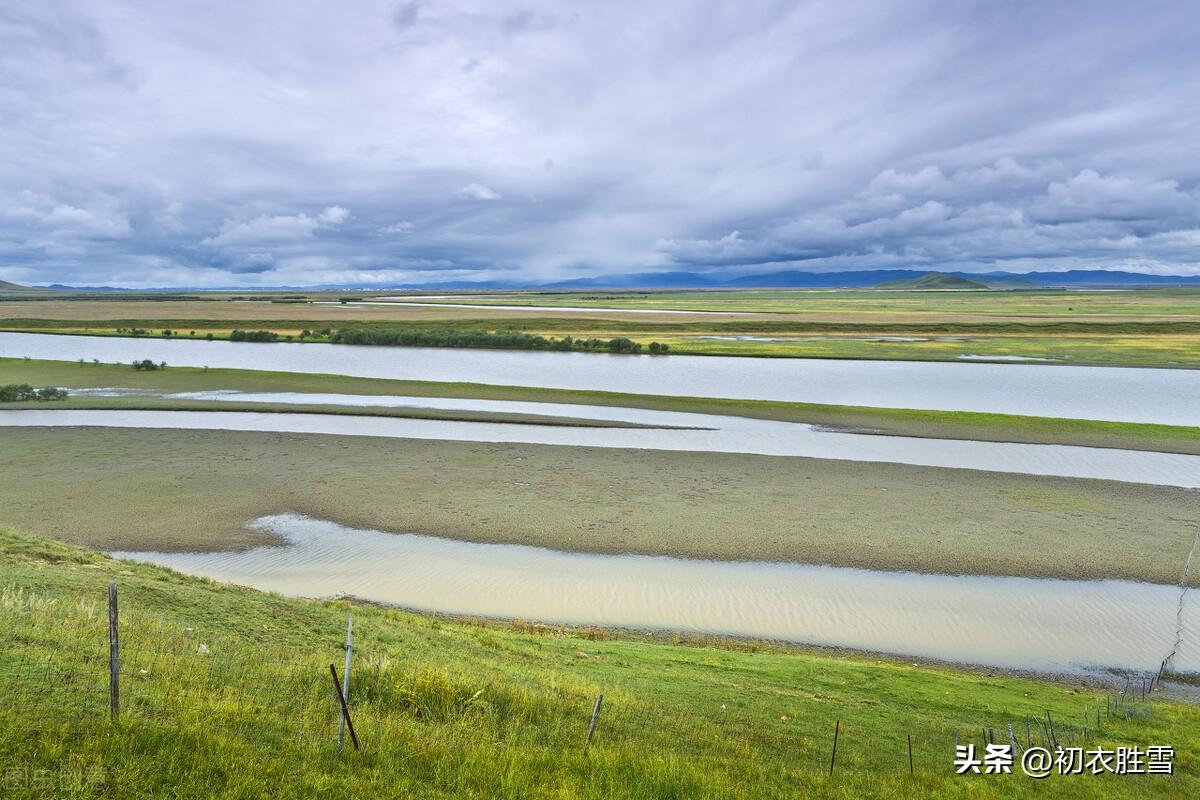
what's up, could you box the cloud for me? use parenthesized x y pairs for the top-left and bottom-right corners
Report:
(1030, 170), (1195, 224)
(202, 206), (349, 248)
(456, 182), (501, 201)
(392, 2), (421, 30)
(2, 1), (1200, 287)
(656, 160), (1200, 274)
(318, 205), (350, 225)
(3, 191), (132, 240)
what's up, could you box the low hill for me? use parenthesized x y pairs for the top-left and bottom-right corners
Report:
(876, 272), (991, 290)
(0, 279), (56, 294)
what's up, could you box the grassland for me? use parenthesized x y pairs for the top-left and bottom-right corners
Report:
(5, 357), (1200, 454)
(375, 287), (1200, 318)
(2, 426), (1197, 585)
(3, 285), (1200, 366)
(2, 526), (1195, 798)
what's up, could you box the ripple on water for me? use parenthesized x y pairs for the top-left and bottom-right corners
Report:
(111, 514), (1199, 676)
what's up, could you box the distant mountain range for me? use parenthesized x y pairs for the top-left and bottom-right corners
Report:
(16, 268), (1200, 292)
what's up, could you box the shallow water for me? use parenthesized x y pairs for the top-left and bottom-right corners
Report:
(5, 405), (1200, 487)
(4, 331), (1199, 425)
(112, 514), (1200, 675)
(959, 354), (1062, 362)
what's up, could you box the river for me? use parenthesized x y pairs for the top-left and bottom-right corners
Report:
(3, 332), (1199, 424)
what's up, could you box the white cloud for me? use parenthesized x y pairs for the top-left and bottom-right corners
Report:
(317, 205), (350, 225)
(3, 192), (132, 240)
(1030, 170), (1195, 223)
(456, 182), (501, 201)
(202, 206), (350, 247)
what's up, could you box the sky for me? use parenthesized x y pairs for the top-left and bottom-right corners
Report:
(1, 1), (1199, 288)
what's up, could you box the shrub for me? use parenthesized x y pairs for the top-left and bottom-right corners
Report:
(0, 384), (67, 402)
(229, 330), (279, 343)
(330, 328), (657, 355)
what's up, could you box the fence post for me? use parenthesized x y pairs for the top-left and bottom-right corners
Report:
(329, 665), (359, 750)
(108, 583), (119, 720)
(584, 694), (604, 754)
(829, 720), (840, 776)
(1045, 710), (1058, 749)
(907, 733), (913, 775)
(337, 615), (353, 754)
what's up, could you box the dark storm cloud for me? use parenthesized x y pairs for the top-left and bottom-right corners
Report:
(1, 0), (1198, 288)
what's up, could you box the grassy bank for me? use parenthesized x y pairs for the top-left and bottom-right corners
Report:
(0, 394), (657, 429)
(1, 526), (1194, 798)
(5, 357), (1200, 454)
(1, 427), (1196, 585)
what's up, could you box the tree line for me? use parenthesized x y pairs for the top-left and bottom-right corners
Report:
(329, 328), (669, 354)
(0, 384), (68, 402)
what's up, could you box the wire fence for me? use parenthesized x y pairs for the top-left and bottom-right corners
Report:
(1, 581), (1171, 779)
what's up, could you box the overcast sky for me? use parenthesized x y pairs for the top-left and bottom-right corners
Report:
(2, 1), (1199, 288)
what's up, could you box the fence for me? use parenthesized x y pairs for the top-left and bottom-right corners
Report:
(0, 581), (1170, 780)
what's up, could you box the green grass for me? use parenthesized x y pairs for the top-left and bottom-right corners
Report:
(363, 287), (1200, 318)
(4, 284), (1200, 367)
(5, 357), (1200, 454)
(654, 331), (1200, 368)
(2, 426), (1197, 585)
(1, 526), (1195, 798)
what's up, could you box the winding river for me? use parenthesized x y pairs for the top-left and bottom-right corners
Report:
(6, 331), (1198, 676)
(113, 514), (1200, 675)
(4, 398), (1199, 487)
(4, 331), (1200, 424)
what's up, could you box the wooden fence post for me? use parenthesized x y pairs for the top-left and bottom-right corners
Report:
(337, 615), (353, 754)
(584, 694), (604, 754)
(829, 720), (840, 776)
(108, 583), (119, 720)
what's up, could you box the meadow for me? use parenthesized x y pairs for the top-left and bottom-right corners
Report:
(1, 526), (1195, 799)
(359, 287), (1200, 320)
(2, 285), (1200, 366)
